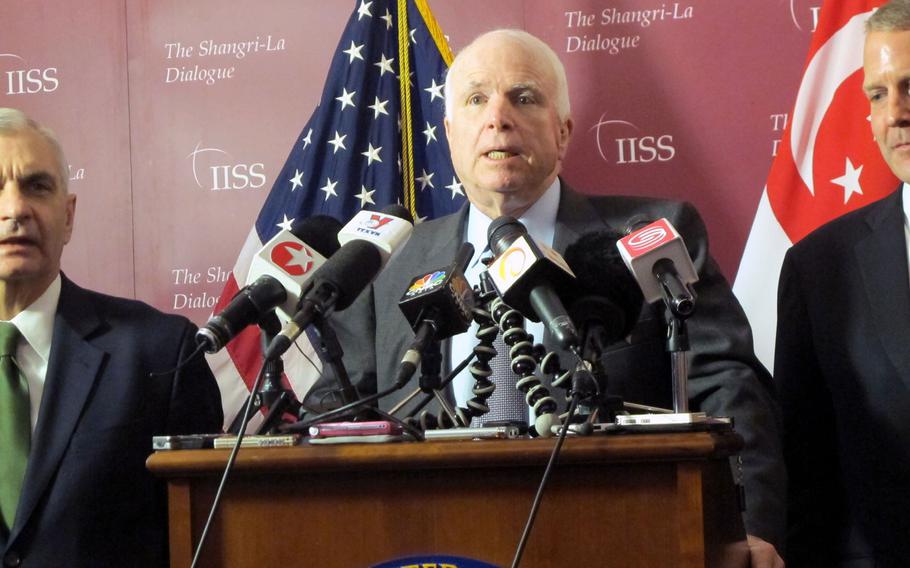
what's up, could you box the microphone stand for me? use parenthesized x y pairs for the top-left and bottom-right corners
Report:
(226, 313), (302, 435)
(614, 288), (708, 429)
(417, 338), (463, 427)
(306, 313), (360, 408)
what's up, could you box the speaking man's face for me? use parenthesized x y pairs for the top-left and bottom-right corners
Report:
(0, 128), (75, 290)
(444, 34), (572, 215)
(864, 29), (910, 182)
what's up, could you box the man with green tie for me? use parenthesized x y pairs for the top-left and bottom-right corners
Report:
(0, 107), (223, 567)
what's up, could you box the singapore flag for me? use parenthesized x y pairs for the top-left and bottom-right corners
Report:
(734, 0), (897, 369)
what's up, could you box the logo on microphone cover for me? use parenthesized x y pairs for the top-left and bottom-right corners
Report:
(498, 246), (529, 283)
(270, 241), (314, 276)
(364, 214), (394, 230)
(405, 271), (447, 296)
(620, 218), (674, 257)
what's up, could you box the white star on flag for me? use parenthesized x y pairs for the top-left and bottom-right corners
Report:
(380, 8), (393, 29)
(423, 122), (437, 144)
(446, 176), (464, 198)
(328, 131), (347, 153)
(289, 169), (304, 191)
(424, 79), (444, 102)
(343, 41), (365, 63)
(277, 214), (294, 231)
(831, 157), (864, 204)
(375, 53), (395, 76)
(336, 88), (356, 110)
(369, 96), (390, 118)
(361, 143), (382, 165)
(320, 177), (339, 200)
(357, 0), (373, 20)
(301, 128), (313, 149)
(416, 168), (435, 190)
(356, 185), (377, 207)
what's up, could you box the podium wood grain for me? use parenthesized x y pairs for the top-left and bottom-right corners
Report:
(148, 431), (750, 568)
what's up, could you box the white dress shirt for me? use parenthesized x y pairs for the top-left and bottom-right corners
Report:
(7, 274), (62, 433)
(449, 179), (560, 416)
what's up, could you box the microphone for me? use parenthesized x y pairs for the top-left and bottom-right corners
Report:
(196, 216), (343, 353)
(563, 230), (644, 359)
(616, 218), (698, 316)
(484, 216), (580, 350)
(395, 242), (475, 386)
(265, 204), (414, 359)
(245, 215), (343, 321)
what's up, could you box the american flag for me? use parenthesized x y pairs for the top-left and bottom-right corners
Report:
(208, 0), (465, 429)
(734, 0), (896, 370)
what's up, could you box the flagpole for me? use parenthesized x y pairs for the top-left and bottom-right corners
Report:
(397, 0), (417, 218)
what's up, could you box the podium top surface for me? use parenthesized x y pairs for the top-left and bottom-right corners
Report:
(147, 430), (743, 478)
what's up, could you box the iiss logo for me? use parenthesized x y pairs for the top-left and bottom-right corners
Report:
(0, 53), (58, 95)
(789, 0), (822, 33)
(270, 241), (315, 277)
(589, 115), (675, 164)
(186, 141), (266, 191)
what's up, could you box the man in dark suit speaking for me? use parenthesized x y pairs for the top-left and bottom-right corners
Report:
(326, 29), (785, 566)
(0, 108), (223, 567)
(776, 2), (910, 565)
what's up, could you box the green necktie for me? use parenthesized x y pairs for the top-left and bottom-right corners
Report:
(0, 322), (29, 532)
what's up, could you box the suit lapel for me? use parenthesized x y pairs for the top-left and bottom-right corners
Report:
(11, 278), (106, 540)
(855, 189), (910, 385)
(553, 182), (610, 252)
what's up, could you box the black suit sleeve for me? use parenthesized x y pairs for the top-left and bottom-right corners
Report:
(166, 320), (224, 434)
(775, 248), (842, 564)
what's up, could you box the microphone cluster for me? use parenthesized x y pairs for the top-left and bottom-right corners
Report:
(196, 204), (415, 358)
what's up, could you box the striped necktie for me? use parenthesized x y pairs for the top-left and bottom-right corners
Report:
(0, 322), (29, 532)
(471, 249), (528, 427)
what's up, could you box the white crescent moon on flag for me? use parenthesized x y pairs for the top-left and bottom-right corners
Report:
(790, 11), (874, 196)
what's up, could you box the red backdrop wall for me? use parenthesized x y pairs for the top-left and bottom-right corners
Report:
(0, 0), (817, 326)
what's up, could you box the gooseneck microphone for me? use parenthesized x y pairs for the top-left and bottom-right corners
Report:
(195, 215), (343, 353)
(265, 204), (414, 360)
(484, 216), (580, 350)
(196, 276), (286, 354)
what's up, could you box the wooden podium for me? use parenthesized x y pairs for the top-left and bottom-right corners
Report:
(148, 430), (750, 568)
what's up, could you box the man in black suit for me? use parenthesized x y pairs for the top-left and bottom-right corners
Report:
(325, 29), (785, 565)
(0, 108), (223, 567)
(776, 2), (910, 565)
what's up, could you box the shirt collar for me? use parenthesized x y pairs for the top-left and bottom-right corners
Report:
(464, 177), (561, 269)
(903, 183), (910, 228)
(10, 274), (62, 363)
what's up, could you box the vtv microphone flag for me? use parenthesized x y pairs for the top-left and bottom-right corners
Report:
(734, 0), (897, 370)
(206, 0), (462, 430)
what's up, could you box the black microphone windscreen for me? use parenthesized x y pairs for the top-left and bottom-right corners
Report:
(563, 230), (644, 343)
(313, 239), (383, 310)
(291, 215), (343, 258)
(487, 215), (524, 255)
(380, 203), (414, 224)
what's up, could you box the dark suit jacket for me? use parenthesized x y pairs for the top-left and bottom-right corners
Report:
(776, 188), (910, 567)
(323, 184), (785, 547)
(0, 276), (223, 568)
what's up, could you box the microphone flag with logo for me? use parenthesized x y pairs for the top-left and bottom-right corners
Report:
(617, 218), (698, 315)
(734, 0), (896, 369)
(206, 0), (462, 428)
